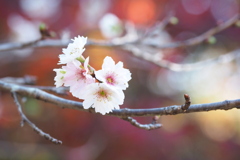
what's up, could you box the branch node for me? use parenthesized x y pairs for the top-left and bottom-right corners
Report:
(152, 115), (160, 124)
(20, 119), (25, 127)
(181, 94), (191, 110)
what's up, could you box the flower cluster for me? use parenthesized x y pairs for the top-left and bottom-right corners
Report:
(54, 36), (131, 115)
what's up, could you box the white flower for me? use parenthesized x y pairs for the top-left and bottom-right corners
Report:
(82, 83), (124, 115)
(62, 57), (95, 98)
(99, 13), (123, 38)
(95, 56), (131, 90)
(59, 36), (87, 64)
(53, 68), (66, 87)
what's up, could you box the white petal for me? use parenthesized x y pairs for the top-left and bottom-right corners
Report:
(115, 61), (123, 68)
(94, 101), (106, 115)
(83, 98), (94, 109)
(102, 56), (115, 69)
(69, 81), (85, 97)
(94, 70), (106, 82)
(113, 89), (124, 104)
(105, 102), (113, 111)
(81, 83), (98, 99)
(72, 59), (82, 68)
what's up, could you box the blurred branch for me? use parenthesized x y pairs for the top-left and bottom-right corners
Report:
(0, 14), (238, 52)
(122, 117), (162, 130)
(0, 38), (135, 52)
(140, 12), (174, 38)
(146, 14), (240, 48)
(127, 47), (240, 71)
(11, 92), (62, 145)
(0, 38), (44, 52)
(0, 39), (70, 52)
(1, 80), (240, 118)
(29, 86), (69, 95)
(0, 75), (37, 85)
(0, 76), (69, 95)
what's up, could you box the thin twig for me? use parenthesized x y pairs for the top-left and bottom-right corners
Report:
(11, 92), (62, 145)
(141, 12), (174, 38)
(1, 81), (240, 118)
(122, 117), (162, 130)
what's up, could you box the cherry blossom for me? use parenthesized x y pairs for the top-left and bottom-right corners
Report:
(59, 36), (87, 64)
(54, 35), (132, 115)
(62, 57), (95, 98)
(82, 83), (124, 115)
(95, 56), (131, 90)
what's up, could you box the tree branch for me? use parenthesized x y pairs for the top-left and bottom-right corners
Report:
(0, 81), (84, 111)
(11, 92), (62, 145)
(0, 76), (69, 95)
(28, 86), (69, 95)
(1, 81), (240, 118)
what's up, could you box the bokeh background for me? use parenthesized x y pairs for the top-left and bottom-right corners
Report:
(1, 0), (240, 159)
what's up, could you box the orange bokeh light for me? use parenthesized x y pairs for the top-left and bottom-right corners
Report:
(126, 0), (157, 25)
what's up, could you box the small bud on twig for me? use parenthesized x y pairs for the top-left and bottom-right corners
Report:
(152, 115), (160, 124)
(169, 17), (179, 25)
(39, 23), (56, 38)
(207, 36), (217, 45)
(182, 94), (191, 110)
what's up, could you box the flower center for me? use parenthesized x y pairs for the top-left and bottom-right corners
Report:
(97, 89), (108, 100)
(106, 75), (115, 85)
(107, 77), (113, 83)
(95, 88), (112, 102)
(99, 90), (106, 97)
(76, 69), (86, 81)
(71, 47), (80, 54)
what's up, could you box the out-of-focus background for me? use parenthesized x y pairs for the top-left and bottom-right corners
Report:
(1, 0), (240, 159)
